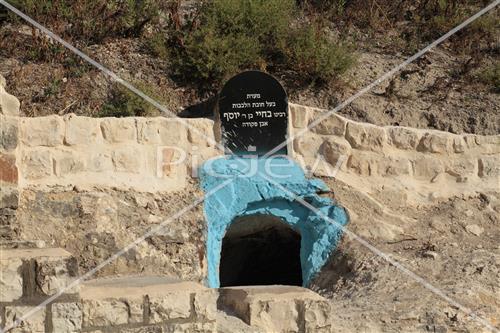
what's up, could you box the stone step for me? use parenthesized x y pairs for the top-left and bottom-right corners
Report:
(218, 285), (333, 333)
(78, 275), (217, 332)
(0, 247), (78, 302)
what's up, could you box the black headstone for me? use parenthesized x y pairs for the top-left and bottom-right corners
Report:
(218, 71), (288, 156)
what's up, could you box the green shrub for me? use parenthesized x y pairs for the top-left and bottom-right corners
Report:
(284, 25), (355, 81)
(98, 82), (164, 118)
(478, 62), (500, 93)
(165, 0), (354, 88)
(8, 0), (159, 44)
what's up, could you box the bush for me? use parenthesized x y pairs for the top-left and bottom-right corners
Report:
(477, 62), (500, 93)
(8, 0), (159, 44)
(165, 0), (354, 88)
(284, 25), (354, 81)
(98, 82), (164, 118)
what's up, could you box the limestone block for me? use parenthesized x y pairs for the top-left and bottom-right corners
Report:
(137, 118), (187, 147)
(65, 114), (101, 145)
(0, 186), (18, 209)
(53, 149), (86, 176)
(51, 302), (83, 333)
(377, 156), (411, 176)
(101, 118), (137, 143)
(193, 289), (218, 322)
(21, 149), (52, 179)
(475, 135), (500, 154)
(309, 110), (347, 136)
(0, 153), (18, 184)
(112, 146), (143, 173)
(412, 156), (445, 179)
(345, 122), (387, 151)
(290, 104), (308, 128)
(387, 127), (421, 150)
(452, 135), (467, 153)
(0, 84), (20, 116)
(478, 156), (500, 178)
(219, 286), (329, 333)
(164, 322), (216, 333)
(82, 299), (129, 327)
(189, 147), (220, 178)
(35, 251), (79, 296)
(121, 327), (164, 333)
(0, 115), (19, 151)
(21, 115), (64, 146)
(417, 132), (451, 154)
(186, 118), (216, 147)
(303, 299), (333, 332)
(149, 292), (191, 323)
(446, 159), (476, 179)
(88, 152), (113, 172)
(4, 306), (46, 333)
(346, 152), (376, 176)
(321, 138), (351, 166)
(293, 133), (324, 157)
(0, 257), (23, 302)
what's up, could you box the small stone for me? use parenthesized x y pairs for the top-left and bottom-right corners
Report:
(464, 210), (473, 217)
(465, 224), (484, 236)
(423, 251), (438, 259)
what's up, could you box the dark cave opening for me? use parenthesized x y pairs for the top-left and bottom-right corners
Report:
(219, 215), (302, 287)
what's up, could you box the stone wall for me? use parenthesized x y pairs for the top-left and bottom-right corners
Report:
(16, 115), (218, 192)
(289, 104), (500, 203)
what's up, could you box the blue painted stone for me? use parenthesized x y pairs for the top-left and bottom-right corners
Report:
(199, 156), (349, 288)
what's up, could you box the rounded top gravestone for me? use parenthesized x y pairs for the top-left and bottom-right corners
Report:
(218, 71), (288, 156)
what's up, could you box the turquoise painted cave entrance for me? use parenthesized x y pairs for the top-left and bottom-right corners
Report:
(219, 214), (302, 287)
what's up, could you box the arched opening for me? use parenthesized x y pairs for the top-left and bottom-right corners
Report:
(219, 215), (302, 287)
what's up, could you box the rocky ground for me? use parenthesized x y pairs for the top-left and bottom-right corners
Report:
(312, 178), (500, 332)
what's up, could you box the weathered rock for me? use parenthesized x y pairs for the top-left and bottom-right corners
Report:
(387, 127), (421, 150)
(53, 149), (86, 176)
(321, 138), (351, 166)
(186, 118), (216, 147)
(345, 122), (387, 151)
(219, 286), (333, 333)
(445, 159), (476, 179)
(65, 114), (101, 145)
(0, 257), (23, 302)
(20, 115), (65, 146)
(0, 115), (19, 151)
(309, 110), (347, 136)
(0, 186), (18, 209)
(137, 118), (188, 146)
(376, 156), (411, 176)
(51, 302), (83, 333)
(293, 133), (324, 157)
(417, 132), (450, 154)
(412, 156), (445, 180)
(478, 156), (500, 178)
(0, 153), (18, 184)
(87, 152), (113, 172)
(149, 292), (191, 322)
(465, 224), (484, 236)
(21, 149), (52, 179)
(4, 306), (46, 333)
(0, 84), (21, 116)
(101, 118), (137, 143)
(164, 322), (216, 333)
(346, 152), (376, 176)
(452, 135), (467, 153)
(193, 289), (218, 322)
(290, 104), (309, 128)
(112, 146), (143, 173)
(82, 299), (130, 327)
